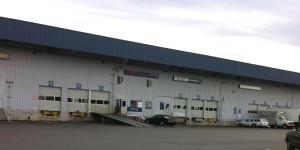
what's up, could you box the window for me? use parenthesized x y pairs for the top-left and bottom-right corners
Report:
(91, 100), (96, 104)
(97, 100), (104, 104)
(55, 97), (61, 101)
(104, 101), (109, 105)
(238, 108), (242, 114)
(122, 101), (126, 107)
(130, 100), (138, 107)
(191, 106), (195, 110)
(74, 98), (80, 103)
(209, 108), (214, 111)
(200, 107), (203, 110)
(145, 101), (152, 109)
(146, 80), (152, 87)
(214, 108), (218, 111)
(206, 107), (209, 111)
(116, 76), (124, 84)
(81, 99), (88, 103)
(39, 96), (45, 100)
(68, 98), (73, 102)
(183, 106), (187, 109)
(173, 105), (176, 108)
(176, 105), (181, 109)
(46, 96), (54, 101)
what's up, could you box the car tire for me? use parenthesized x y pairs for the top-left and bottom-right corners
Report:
(282, 124), (287, 129)
(238, 123), (242, 127)
(252, 124), (256, 128)
(160, 121), (164, 126)
(287, 140), (295, 150)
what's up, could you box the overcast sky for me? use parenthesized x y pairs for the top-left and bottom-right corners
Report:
(1, 0), (300, 73)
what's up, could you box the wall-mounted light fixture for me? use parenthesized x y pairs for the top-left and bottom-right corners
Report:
(76, 83), (81, 89)
(99, 86), (104, 91)
(48, 80), (54, 87)
(179, 93), (183, 98)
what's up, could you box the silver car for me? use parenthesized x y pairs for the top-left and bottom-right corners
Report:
(237, 118), (269, 128)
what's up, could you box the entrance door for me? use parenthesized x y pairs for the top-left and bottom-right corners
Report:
(115, 99), (127, 114)
(121, 99), (127, 115)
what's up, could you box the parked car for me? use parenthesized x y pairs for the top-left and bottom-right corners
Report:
(237, 118), (269, 128)
(285, 126), (300, 150)
(145, 115), (177, 126)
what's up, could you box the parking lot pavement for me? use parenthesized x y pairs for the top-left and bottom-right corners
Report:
(0, 121), (288, 150)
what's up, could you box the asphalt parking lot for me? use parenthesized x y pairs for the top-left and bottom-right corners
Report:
(0, 121), (288, 150)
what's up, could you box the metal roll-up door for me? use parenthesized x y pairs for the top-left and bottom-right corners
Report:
(38, 86), (62, 111)
(191, 99), (204, 118)
(205, 100), (218, 119)
(259, 105), (269, 111)
(247, 104), (259, 118)
(173, 98), (187, 117)
(90, 91), (110, 114)
(67, 89), (88, 113)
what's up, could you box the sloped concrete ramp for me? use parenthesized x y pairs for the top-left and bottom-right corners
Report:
(91, 113), (152, 127)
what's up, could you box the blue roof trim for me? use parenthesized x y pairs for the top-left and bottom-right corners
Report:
(1, 17), (300, 85)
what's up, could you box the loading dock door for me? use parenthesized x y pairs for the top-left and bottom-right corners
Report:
(191, 99), (204, 118)
(205, 100), (218, 119)
(90, 91), (110, 114)
(67, 89), (88, 113)
(247, 104), (259, 118)
(259, 105), (269, 111)
(173, 98), (187, 117)
(38, 86), (62, 111)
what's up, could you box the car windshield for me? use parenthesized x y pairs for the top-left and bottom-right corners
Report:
(261, 119), (268, 122)
(163, 116), (172, 119)
(280, 117), (287, 121)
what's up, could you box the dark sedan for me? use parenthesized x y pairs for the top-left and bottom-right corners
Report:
(285, 126), (300, 150)
(145, 115), (177, 126)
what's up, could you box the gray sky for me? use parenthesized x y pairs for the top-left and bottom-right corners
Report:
(1, 0), (300, 73)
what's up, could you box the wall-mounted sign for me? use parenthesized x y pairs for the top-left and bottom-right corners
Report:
(160, 102), (164, 110)
(173, 76), (202, 84)
(48, 80), (54, 87)
(0, 53), (9, 60)
(124, 70), (159, 79)
(239, 84), (261, 91)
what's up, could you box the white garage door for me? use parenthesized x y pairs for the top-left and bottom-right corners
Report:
(90, 91), (110, 114)
(205, 100), (218, 119)
(259, 105), (269, 111)
(38, 86), (62, 111)
(247, 104), (259, 118)
(191, 99), (204, 118)
(173, 98), (187, 117)
(67, 89), (88, 113)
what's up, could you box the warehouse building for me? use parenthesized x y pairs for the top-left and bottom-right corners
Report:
(0, 17), (300, 126)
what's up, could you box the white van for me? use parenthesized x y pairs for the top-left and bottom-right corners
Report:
(237, 118), (269, 128)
